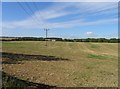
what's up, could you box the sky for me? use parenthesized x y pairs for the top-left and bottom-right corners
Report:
(2, 1), (119, 38)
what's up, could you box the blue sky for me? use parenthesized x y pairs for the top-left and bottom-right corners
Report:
(2, 2), (118, 38)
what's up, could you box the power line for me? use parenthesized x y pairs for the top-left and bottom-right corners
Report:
(32, 2), (44, 27)
(17, 1), (41, 26)
(17, 1), (51, 40)
(17, 2), (32, 17)
(25, 2), (35, 15)
(31, 2), (51, 43)
(24, 2), (42, 26)
(32, 1), (39, 11)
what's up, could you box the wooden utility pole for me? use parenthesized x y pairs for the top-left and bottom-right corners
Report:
(44, 28), (49, 46)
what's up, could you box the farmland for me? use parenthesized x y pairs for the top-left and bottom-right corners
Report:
(2, 41), (118, 87)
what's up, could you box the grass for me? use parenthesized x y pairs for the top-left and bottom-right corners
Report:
(2, 71), (56, 88)
(87, 54), (116, 60)
(90, 43), (100, 48)
(2, 41), (118, 87)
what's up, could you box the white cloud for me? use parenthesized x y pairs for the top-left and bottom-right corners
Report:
(70, 2), (118, 17)
(2, 2), (118, 30)
(82, 18), (117, 26)
(34, 9), (69, 20)
(2, 18), (117, 30)
(85, 32), (95, 37)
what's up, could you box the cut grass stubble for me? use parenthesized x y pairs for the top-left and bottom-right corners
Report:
(2, 41), (118, 87)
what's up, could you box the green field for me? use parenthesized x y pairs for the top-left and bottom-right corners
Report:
(2, 41), (118, 87)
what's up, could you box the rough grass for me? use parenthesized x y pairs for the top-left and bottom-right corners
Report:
(2, 41), (118, 87)
(87, 54), (117, 60)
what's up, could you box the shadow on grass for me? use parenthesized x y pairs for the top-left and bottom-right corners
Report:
(2, 71), (56, 89)
(1, 52), (69, 64)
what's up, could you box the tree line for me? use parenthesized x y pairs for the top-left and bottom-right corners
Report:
(1, 37), (120, 43)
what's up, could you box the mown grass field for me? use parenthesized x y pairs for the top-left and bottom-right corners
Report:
(2, 41), (118, 87)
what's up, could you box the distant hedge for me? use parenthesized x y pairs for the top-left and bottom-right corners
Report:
(1, 37), (120, 43)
